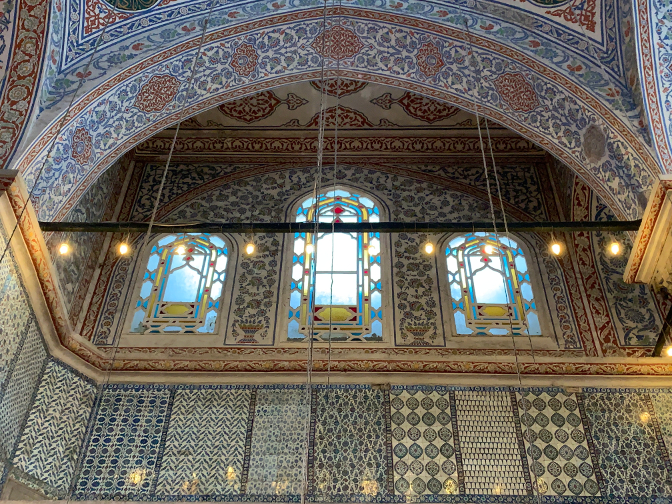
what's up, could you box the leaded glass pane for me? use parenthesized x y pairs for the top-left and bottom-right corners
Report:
(288, 189), (383, 342)
(131, 233), (228, 334)
(445, 233), (541, 336)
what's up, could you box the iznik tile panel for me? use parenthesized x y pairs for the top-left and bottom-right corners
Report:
(74, 386), (170, 499)
(12, 360), (96, 497)
(155, 387), (251, 497)
(584, 391), (671, 496)
(311, 387), (388, 499)
(454, 389), (528, 495)
(246, 387), (309, 496)
(516, 391), (600, 496)
(390, 388), (459, 496)
(651, 392), (672, 452)
(0, 318), (46, 460)
(0, 273), (32, 356)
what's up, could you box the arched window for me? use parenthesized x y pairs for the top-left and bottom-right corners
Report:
(445, 232), (541, 336)
(129, 233), (229, 334)
(287, 189), (383, 342)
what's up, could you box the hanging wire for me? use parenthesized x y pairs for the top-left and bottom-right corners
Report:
(301, 0), (331, 501)
(458, 7), (544, 501)
(0, 0), (125, 269)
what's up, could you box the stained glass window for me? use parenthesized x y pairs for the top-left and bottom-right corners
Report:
(288, 189), (383, 342)
(445, 233), (541, 336)
(130, 234), (228, 334)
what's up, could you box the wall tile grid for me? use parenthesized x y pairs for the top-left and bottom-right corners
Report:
(54, 384), (672, 502)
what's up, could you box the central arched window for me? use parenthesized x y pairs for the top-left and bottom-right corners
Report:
(129, 233), (229, 334)
(445, 232), (541, 336)
(287, 189), (383, 342)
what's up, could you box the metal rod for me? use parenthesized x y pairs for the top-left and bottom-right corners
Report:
(38, 220), (642, 234)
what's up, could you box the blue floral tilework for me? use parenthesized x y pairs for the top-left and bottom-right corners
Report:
(651, 392), (672, 452)
(311, 387), (387, 500)
(583, 391), (672, 496)
(11, 360), (96, 497)
(246, 387), (309, 497)
(390, 389), (459, 497)
(74, 386), (171, 499)
(154, 387), (251, 498)
(516, 391), (600, 497)
(0, 318), (47, 461)
(454, 390), (528, 495)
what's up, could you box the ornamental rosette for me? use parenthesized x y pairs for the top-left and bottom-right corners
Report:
(416, 42), (444, 78)
(133, 74), (181, 113)
(493, 72), (540, 112)
(311, 25), (364, 60)
(230, 43), (259, 77)
(70, 127), (93, 165)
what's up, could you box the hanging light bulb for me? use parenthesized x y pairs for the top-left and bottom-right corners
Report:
(424, 242), (434, 254)
(550, 242), (562, 256)
(245, 243), (255, 255)
(609, 241), (621, 256)
(305, 244), (315, 255)
(484, 244), (494, 255)
(176, 245), (186, 255)
(119, 243), (130, 255)
(666, 346), (672, 357)
(59, 243), (69, 255)
(368, 244), (378, 256)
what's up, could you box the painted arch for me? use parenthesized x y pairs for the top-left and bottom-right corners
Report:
(8, 7), (664, 223)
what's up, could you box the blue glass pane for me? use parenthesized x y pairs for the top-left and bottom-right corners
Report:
(164, 264), (201, 302)
(515, 255), (528, 273)
(290, 290), (301, 309)
(158, 235), (177, 246)
(449, 235), (466, 248)
(472, 269), (507, 303)
(489, 328), (509, 335)
(315, 273), (357, 304)
(359, 197), (375, 208)
(454, 312), (472, 334)
(450, 282), (461, 301)
(288, 320), (301, 339)
(371, 291), (381, 310)
(147, 254), (160, 272)
(521, 283), (534, 301)
(197, 310), (217, 333)
(526, 312), (542, 335)
(209, 236), (225, 248)
(140, 281), (152, 299)
(371, 320), (382, 337)
(130, 310), (145, 332)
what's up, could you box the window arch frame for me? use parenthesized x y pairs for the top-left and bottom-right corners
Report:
(280, 185), (392, 345)
(122, 232), (234, 337)
(437, 231), (553, 340)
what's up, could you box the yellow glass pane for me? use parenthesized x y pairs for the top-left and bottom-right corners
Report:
(162, 304), (190, 315)
(482, 306), (507, 317)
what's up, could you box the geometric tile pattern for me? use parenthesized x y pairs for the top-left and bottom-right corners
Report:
(390, 388), (459, 496)
(0, 318), (47, 461)
(454, 390), (529, 495)
(246, 387), (309, 496)
(516, 391), (600, 496)
(583, 391), (672, 496)
(74, 386), (171, 500)
(651, 392), (672, 452)
(154, 387), (251, 498)
(12, 360), (96, 497)
(310, 387), (387, 499)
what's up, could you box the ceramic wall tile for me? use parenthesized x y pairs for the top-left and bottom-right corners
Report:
(0, 318), (46, 461)
(583, 391), (671, 496)
(246, 387), (309, 496)
(516, 391), (600, 496)
(154, 387), (251, 498)
(12, 360), (96, 497)
(74, 386), (171, 500)
(310, 387), (388, 500)
(454, 390), (529, 495)
(652, 392), (672, 451)
(390, 388), (459, 497)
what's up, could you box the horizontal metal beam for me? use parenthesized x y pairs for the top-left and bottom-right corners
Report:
(38, 220), (642, 234)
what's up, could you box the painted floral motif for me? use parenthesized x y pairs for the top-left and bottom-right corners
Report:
(371, 92), (460, 123)
(310, 25), (364, 60)
(218, 90), (307, 123)
(310, 79), (368, 97)
(304, 106), (377, 128)
(133, 74), (180, 113)
(493, 73), (540, 112)
(70, 127), (93, 165)
(416, 43), (444, 78)
(230, 43), (259, 77)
